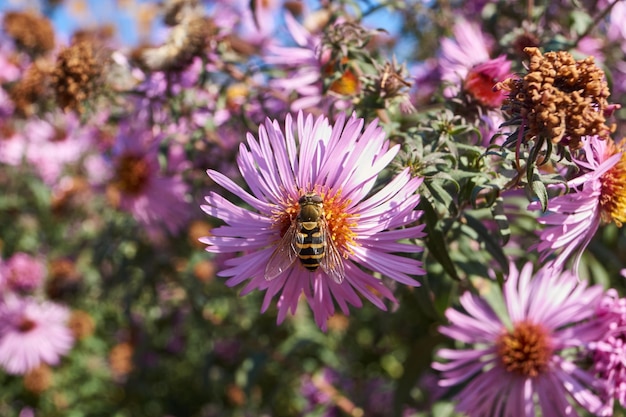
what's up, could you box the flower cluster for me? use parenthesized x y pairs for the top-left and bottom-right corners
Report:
(0, 0), (625, 416)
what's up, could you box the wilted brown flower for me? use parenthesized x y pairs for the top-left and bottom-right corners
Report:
(68, 310), (96, 340)
(497, 47), (614, 150)
(193, 259), (216, 283)
(376, 61), (412, 99)
(9, 61), (51, 117)
(162, 0), (200, 26)
(138, 15), (214, 72)
(46, 258), (82, 300)
(188, 220), (213, 249)
(3, 11), (55, 56)
(109, 342), (134, 379)
(23, 364), (53, 394)
(52, 40), (101, 113)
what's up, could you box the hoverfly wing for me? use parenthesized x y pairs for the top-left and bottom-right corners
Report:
(264, 223), (298, 281)
(319, 219), (346, 284)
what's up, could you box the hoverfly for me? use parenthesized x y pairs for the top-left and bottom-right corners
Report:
(264, 192), (345, 284)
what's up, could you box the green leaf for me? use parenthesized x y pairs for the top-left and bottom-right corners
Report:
(418, 198), (460, 281)
(463, 214), (510, 276)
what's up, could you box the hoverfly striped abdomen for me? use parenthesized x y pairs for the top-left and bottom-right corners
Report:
(295, 193), (325, 270)
(264, 192), (346, 284)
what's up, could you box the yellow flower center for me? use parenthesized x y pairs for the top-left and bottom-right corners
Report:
(600, 139), (626, 227)
(495, 320), (553, 378)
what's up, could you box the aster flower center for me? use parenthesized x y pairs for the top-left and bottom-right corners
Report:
(496, 320), (553, 378)
(464, 62), (507, 108)
(274, 189), (358, 256)
(599, 140), (626, 227)
(17, 316), (37, 333)
(114, 154), (151, 195)
(323, 58), (361, 96)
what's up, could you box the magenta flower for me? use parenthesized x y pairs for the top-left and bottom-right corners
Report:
(529, 136), (626, 271)
(590, 289), (626, 416)
(0, 296), (74, 375)
(439, 19), (512, 108)
(433, 262), (607, 417)
(0, 252), (45, 293)
(200, 112), (426, 330)
(264, 13), (353, 113)
(107, 123), (190, 235)
(22, 111), (94, 185)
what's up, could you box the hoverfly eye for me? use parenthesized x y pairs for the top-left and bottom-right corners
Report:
(310, 195), (323, 204)
(298, 195), (307, 204)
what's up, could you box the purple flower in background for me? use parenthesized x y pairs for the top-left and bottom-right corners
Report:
(264, 13), (353, 113)
(437, 18), (512, 144)
(22, 111), (94, 185)
(590, 289), (626, 416)
(433, 262), (607, 417)
(201, 112), (425, 330)
(439, 18), (511, 107)
(0, 296), (74, 375)
(0, 252), (45, 293)
(264, 13), (325, 112)
(107, 123), (190, 235)
(529, 136), (626, 271)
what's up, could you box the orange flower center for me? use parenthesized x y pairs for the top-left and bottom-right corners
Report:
(114, 153), (151, 195)
(323, 57), (360, 96)
(272, 188), (358, 256)
(464, 66), (506, 108)
(600, 139), (626, 227)
(495, 320), (553, 378)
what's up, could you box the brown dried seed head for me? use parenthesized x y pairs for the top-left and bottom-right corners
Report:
(502, 47), (613, 149)
(139, 16), (214, 72)
(9, 61), (51, 117)
(3, 11), (55, 56)
(52, 40), (101, 113)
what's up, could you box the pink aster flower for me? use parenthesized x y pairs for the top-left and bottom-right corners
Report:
(528, 136), (625, 271)
(0, 252), (45, 293)
(22, 111), (94, 185)
(264, 14), (353, 113)
(437, 19), (512, 145)
(439, 19), (512, 109)
(433, 262), (607, 417)
(590, 289), (626, 416)
(107, 123), (191, 235)
(200, 112), (426, 330)
(0, 296), (74, 375)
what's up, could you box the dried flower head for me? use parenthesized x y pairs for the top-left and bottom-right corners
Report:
(162, 0), (200, 26)
(52, 40), (101, 113)
(67, 310), (95, 340)
(375, 60), (412, 99)
(139, 15), (213, 72)
(497, 47), (614, 150)
(109, 342), (134, 380)
(9, 61), (51, 117)
(2, 11), (55, 56)
(46, 258), (81, 300)
(23, 363), (53, 394)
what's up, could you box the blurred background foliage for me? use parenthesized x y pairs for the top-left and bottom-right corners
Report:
(0, 0), (625, 416)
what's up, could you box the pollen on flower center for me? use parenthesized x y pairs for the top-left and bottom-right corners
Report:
(320, 189), (358, 256)
(271, 189), (358, 256)
(496, 320), (553, 378)
(600, 139), (626, 227)
(464, 62), (507, 108)
(114, 154), (151, 195)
